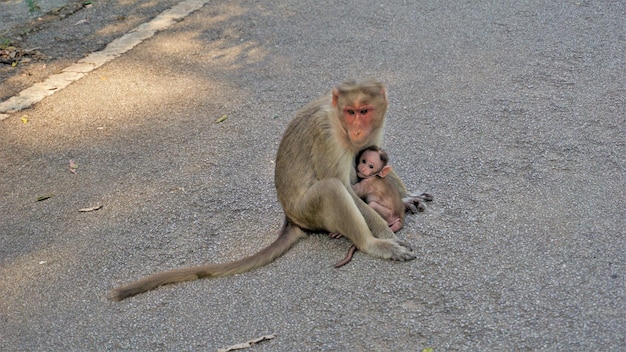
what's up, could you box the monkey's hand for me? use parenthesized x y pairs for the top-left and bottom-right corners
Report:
(365, 238), (416, 261)
(403, 192), (433, 213)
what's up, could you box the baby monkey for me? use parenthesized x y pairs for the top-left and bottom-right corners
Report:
(334, 146), (420, 267)
(353, 146), (406, 232)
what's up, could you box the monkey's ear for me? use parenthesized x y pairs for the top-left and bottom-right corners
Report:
(331, 89), (339, 107)
(378, 165), (392, 178)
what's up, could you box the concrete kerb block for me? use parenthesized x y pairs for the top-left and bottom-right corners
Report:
(77, 51), (118, 68)
(0, 71), (85, 116)
(168, 0), (209, 18)
(62, 62), (96, 73)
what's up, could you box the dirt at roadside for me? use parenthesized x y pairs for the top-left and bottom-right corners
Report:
(0, 0), (181, 102)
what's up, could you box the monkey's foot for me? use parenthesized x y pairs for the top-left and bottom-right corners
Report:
(403, 192), (433, 213)
(366, 238), (416, 261)
(329, 232), (343, 239)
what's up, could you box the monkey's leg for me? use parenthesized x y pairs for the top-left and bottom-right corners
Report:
(293, 178), (415, 261)
(388, 218), (403, 233)
(353, 196), (396, 239)
(367, 201), (395, 223)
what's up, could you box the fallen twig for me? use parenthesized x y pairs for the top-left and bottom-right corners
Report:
(217, 334), (276, 352)
(78, 205), (102, 212)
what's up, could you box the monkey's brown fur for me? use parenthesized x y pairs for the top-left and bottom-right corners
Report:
(110, 79), (415, 301)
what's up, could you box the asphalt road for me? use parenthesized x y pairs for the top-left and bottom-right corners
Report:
(1, 0), (72, 33)
(1, 1), (624, 351)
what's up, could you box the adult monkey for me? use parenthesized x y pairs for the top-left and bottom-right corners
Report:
(110, 79), (419, 301)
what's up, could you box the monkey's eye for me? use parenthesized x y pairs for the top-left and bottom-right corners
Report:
(361, 159), (367, 164)
(347, 110), (356, 115)
(360, 109), (369, 114)
(368, 164), (374, 169)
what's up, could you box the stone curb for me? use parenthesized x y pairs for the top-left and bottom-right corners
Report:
(0, 0), (209, 121)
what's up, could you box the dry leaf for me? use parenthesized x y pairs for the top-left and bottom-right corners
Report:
(69, 160), (78, 174)
(216, 114), (228, 123)
(36, 194), (53, 202)
(217, 334), (276, 352)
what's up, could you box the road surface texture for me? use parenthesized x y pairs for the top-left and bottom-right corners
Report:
(1, 0), (624, 351)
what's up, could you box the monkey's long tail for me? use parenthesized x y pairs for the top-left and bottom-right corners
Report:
(109, 220), (305, 301)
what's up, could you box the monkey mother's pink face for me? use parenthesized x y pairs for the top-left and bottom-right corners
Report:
(343, 104), (375, 147)
(357, 150), (384, 178)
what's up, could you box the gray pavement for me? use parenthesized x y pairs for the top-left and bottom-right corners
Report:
(0, 1), (624, 351)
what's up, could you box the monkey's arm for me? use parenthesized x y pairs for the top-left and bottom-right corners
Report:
(385, 168), (433, 213)
(351, 181), (367, 198)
